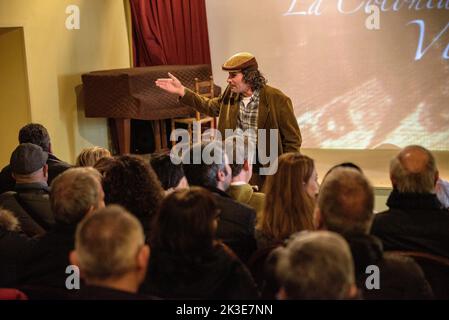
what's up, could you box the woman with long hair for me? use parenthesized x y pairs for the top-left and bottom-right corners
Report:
(256, 152), (319, 249)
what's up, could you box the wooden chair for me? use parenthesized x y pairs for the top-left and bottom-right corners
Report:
(386, 251), (449, 299)
(171, 76), (216, 145)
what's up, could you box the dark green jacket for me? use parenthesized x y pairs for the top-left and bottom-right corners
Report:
(180, 84), (302, 157)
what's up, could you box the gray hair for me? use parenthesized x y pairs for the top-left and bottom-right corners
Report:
(390, 145), (437, 193)
(50, 167), (102, 224)
(318, 168), (374, 235)
(75, 205), (144, 280)
(275, 231), (355, 300)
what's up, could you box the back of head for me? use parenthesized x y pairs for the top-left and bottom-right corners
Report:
(318, 168), (374, 235)
(150, 152), (185, 190)
(390, 145), (438, 193)
(18, 123), (51, 152)
(276, 231), (355, 300)
(259, 152), (315, 240)
(10, 143), (48, 176)
(181, 141), (228, 188)
(50, 167), (103, 224)
(152, 187), (218, 255)
(76, 147), (111, 167)
(75, 205), (145, 280)
(102, 155), (163, 220)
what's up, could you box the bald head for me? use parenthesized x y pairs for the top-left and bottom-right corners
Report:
(391, 145), (438, 193)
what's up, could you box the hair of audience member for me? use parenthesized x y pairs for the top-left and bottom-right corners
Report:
(75, 205), (145, 280)
(150, 152), (185, 190)
(93, 156), (115, 176)
(76, 147), (111, 167)
(275, 231), (355, 300)
(257, 153), (315, 242)
(151, 187), (219, 258)
(101, 155), (164, 233)
(224, 135), (255, 178)
(50, 167), (103, 224)
(18, 123), (51, 152)
(0, 208), (21, 232)
(318, 167), (374, 235)
(323, 162), (363, 182)
(242, 69), (267, 92)
(182, 141), (229, 188)
(390, 145), (438, 193)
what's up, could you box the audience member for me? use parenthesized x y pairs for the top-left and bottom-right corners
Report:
(371, 145), (449, 258)
(70, 205), (153, 300)
(275, 231), (358, 300)
(315, 167), (433, 299)
(0, 143), (54, 236)
(141, 188), (259, 299)
(255, 153), (317, 249)
(182, 142), (257, 262)
(20, 167), (105, 288)
(0, 123), (71, 194)
(225, 135), (265, 215)
(75, 146), (111, 167)
(101, 155), (164, 240)
(150, 152), (188, 194)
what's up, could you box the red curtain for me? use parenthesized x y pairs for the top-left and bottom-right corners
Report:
(130, 0), (211, 67)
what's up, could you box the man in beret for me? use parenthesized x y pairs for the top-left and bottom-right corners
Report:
(0, 143), (55, 237)
(156, 52), (302, 180)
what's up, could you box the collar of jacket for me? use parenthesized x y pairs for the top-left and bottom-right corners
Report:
(387, 189), (443, 210)
(14, 182), (50, 193)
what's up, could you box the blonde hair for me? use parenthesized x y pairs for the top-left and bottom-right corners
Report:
(257, 153), (315, 242)
(76, 147), (111, 167)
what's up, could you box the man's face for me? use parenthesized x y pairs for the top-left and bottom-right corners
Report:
(227, 72), (251, 94)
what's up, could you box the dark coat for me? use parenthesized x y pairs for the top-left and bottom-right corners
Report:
(71, 285), (157, 300)
(206, 187), (257, 263)
(346, 233), (433, 300)
(19, 223), (77, 288)
(0, 153), (71, 194)
(371, 190), (449, 259)
(0, 227), (37, 287)
(140, 243), (259, 300)
(0, 183), (54, 237)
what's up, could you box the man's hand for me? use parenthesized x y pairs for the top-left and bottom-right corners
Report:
(155, 72), (185, 97)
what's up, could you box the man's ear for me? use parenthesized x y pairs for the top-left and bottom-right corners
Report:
(137, 244), (150, 270)
(217, 169), (226, 183)
(434, 170), (440, 187)
(69, 250), (79, 266)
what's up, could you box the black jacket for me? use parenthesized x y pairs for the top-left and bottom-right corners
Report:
(0, 153), (71, 194)
(372, 190), (449, 259)
(205, 187), (257, 263)
(19, 223), (77, 288)
(346, 233), (433, 299)
(0, 183), (54, 237)
(141, 243), (259, 299)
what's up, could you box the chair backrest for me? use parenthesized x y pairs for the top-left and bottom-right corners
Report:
(386, 251), (449, 299)
(194, 76), (215, 120)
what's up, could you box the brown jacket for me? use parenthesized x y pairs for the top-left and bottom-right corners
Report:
(180, 84), (302, 157)
(227, 183), (265, 219)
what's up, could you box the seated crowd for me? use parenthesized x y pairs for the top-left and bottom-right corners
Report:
(0, 123), (448, 300)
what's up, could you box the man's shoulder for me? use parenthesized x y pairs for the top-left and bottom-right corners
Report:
(262, 85), (289, 99)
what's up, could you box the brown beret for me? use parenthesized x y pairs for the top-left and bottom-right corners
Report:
(222, 52), (258, 72)
(10, 143), (48, 175)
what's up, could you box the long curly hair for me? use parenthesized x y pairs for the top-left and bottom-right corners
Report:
(242, 69), (267, 91)
(102, 155), (164, 237)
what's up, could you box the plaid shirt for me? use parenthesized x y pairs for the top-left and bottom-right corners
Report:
(236, 90), (259, 143)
